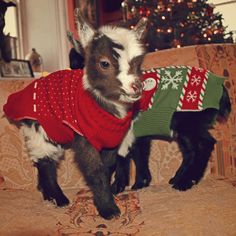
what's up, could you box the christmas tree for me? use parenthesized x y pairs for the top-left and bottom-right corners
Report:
(121, 0), (234, 52)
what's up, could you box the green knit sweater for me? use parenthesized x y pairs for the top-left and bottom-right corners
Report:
(133, 66), (226, 137)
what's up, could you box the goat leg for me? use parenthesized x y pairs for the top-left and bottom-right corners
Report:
(131, 137), (151, 190)
(72, 135), (120, 220)
(111, 137), (151, 194)
(170, 131), (215, 191)
(35, 157), (70, 206)
(189, 132), (216, 184)
(169, 133), (198, 190)
(111, 155), (130, 194)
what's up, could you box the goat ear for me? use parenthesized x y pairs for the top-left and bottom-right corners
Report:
(74, 8), (95, 48)
(67, 31), (84, 55)
(133, 17), (148, 40)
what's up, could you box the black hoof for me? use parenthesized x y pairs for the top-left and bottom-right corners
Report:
(132, 171), (151, 190)
(131, 178), (150, 190)
(55, 194), (70, 207)
(97, 202), (121, 220)
(171, 179), (195, 191)
(111, 180), (126, 194)
(169, 177), (175, 185)
(42, 191), (70, 207)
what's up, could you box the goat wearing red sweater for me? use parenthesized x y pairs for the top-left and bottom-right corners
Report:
(3, 10), (147, 219)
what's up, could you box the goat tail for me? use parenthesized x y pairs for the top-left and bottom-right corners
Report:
(217, 86), (231, 123)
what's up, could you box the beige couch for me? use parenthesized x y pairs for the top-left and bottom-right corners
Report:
(0, 44), (236, 235)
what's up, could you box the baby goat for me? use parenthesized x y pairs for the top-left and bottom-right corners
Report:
(3, 10), (147, 219)
(112, 67), (231, 194)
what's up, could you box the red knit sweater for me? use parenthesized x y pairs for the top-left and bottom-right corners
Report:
(3, 70), (133, 151)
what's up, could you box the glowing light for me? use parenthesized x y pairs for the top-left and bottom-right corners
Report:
(167, 28), (172, 33)
(162, 16), (166, 20)
(121, 2), (127, 8)
(177, 44), (181, 48)
(203, 33), (207, 37)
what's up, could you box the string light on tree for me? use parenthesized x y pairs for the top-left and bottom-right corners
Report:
(167, 28), (173, 33)
(121, 0), (234, 52)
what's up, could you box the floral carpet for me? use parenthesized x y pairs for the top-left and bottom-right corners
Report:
(0, 178), (236, 236)
(57, 189), (143, 235)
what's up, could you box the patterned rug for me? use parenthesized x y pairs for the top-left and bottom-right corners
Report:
(57, 189), (144, 235)
(0, 179), (236, 235)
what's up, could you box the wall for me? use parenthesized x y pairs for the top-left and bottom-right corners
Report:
(212, 0), (236, 35)
(20, 0), (70, 72)
(17, 0), (235, 72)
(4, 7), (18, 37)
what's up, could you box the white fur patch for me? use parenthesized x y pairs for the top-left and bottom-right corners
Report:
(118, 122), (135, 157)
(76, 21), (95, 48)
(117, 52), (138, 96)
(112, 103), (128, 119)
(100, 26), (144, 59)
(82, 71), (90, 90)
(21, 124), (64, 162)
(100, 26), (144, 97)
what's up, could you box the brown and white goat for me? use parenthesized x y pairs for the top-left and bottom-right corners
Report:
(3, 10), (147, 219)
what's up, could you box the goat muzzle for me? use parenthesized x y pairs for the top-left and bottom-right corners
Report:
(130, 81), (143, 98)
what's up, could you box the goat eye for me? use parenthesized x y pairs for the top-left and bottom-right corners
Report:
(99, 60), (110, 69)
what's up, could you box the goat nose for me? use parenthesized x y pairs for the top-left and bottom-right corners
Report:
(131, 81), (142, 94)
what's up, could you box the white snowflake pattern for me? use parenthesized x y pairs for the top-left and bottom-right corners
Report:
(191, 75), (202, 86)
(186, 90), (197, 103)
(195, 68), (205, 72)
(161, 70), (183, 90)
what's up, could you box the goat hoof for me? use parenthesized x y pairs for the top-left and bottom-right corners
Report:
(172, 179), (194, 191)
(55, 195), (70, 207)
(97, 202), (121, 220)
(131, 181), (147, 190)
(111, 181), (126, 194)
(132, 177), (151, 190)
(43, 192), (69, 207)
(169, 177), (175, 185)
